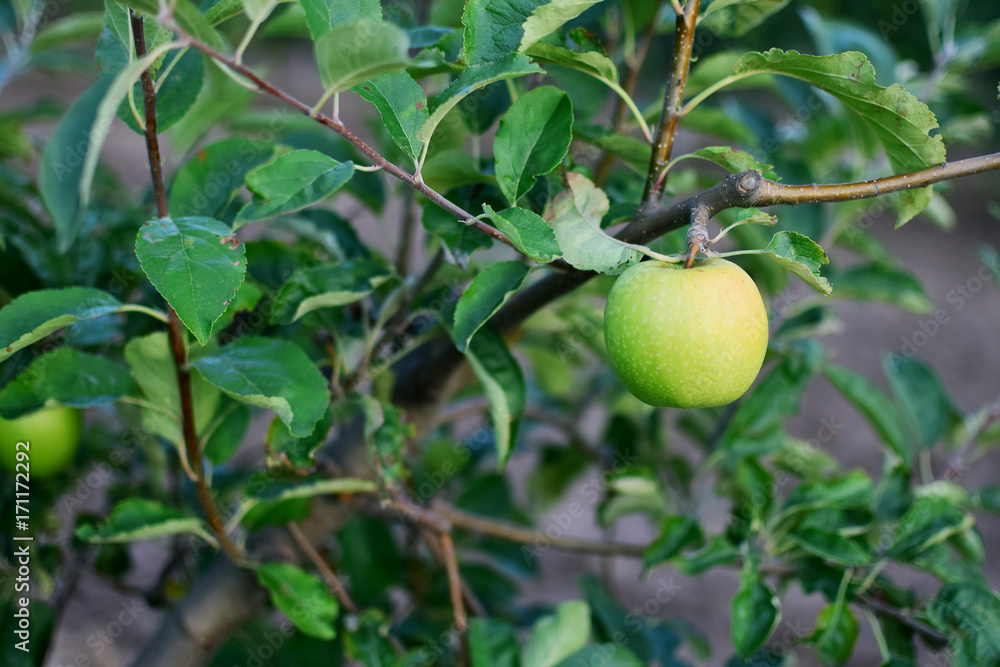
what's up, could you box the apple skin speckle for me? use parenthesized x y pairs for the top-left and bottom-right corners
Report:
(604, 258), (769, 408)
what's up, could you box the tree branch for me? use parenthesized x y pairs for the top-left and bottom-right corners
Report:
(130, 10), (243, 563)
(641, 0), (701, 206)
(174, 36), (522, 253)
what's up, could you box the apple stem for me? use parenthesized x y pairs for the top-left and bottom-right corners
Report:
(683, 207), (711, 268)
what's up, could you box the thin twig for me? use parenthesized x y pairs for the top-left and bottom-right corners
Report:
(438, 532), (468, 634)
(130, 10), (242, 563)
(431, 501), (647, 558)
(175, 36), (524, 254)
(286, 522), (359, 614)
(861, 594), (950, 649)
(641, 0), (702, 206)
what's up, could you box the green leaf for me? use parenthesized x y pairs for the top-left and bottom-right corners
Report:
(927, 583), (1000, 665)
(124, 332), (221, 446)
(743, 230), (831, 294)
(298, 0), (382, 40)
(524, 42), (619, 84)
(30, 12), (104, 54)
(254, 562), (339, 639)
(495, 86), (573, 205)
(822, 364), (911, 466)
(169, 137), (275, 219)
(483, 205), (562, 263)
(234, 150), (355, 227)
(135, 217), (247, 346)
(264, 409), (334, 473)
(598, 473), (667, 526)
(732, 559), (781, 659)
(812, 603), (859, 666)
(39, 76), (115, 253)
(315, 21), (410, 95)
(243, 0), (278, 22)
(245, 477), (376, 517)
(554, 646), (643, 667)
(882, 354), (958, 449)
(470, 619), (520, 667)
(271, 260), (392, 325)
(780, 471), (874, 516)
(573, 123), (649, 172)
(353, 72), (428, 161)
(204, 402), (250, 464)
(465, 326), (525, 465)
(518, 0), (605, 52)
(700, 0), (792, 36)
(191, 337), (329, 437)
(0, 348), (136, 419)
(544, 172), (641, 275)
(827, 264), (933, 313)
(731, 49), (946, 225)
(417, 54), (544, 148)
(675, 536), (740, 576)
(644, 516), (704, 571)
(423, 203), (492, 267)
(523, 600), (591, 667)
(0, 288), (122, 362)
(787, 528), (872, 567)
(674, 145), (775, 179)
(886, 488), (972, 562)
(454, 262), (531, 352)
(76, 498), (212, 545)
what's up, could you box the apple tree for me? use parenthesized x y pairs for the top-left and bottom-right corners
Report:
(1, 0), (1000, 665)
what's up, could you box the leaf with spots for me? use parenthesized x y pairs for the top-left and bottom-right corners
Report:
(135, 217), (247, 346)
(190, 337), (329, 438)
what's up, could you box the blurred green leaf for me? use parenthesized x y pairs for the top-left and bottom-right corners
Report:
(76, 498), (212, 545)
(823, 364), (911, 466)
(732, 558), (780, 659)
(882, 354), (959, 449)
(0, 287), (122, 362)
(254, 562), (339, 639)
(523, 600), (591, 667)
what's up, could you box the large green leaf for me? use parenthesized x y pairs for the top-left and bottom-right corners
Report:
(254, 562), (339, 639)
(524, 42), (618, 84)
(353, 72), (428, 161)
(643, 516), (704, 571)
(482, 205), (562, 263)
(927, 583), (1000, 665)
(0, 288), (122, 362)
(298, 0), (382, 40)
(882, 354), (958, 449)
(453, 261), (531, 352)
(811, 601), (859, 666)
(700, 0), (792, 36)
(234, 150), (355, 227)
(787, 528), (872, 566)
(315, 21), (410, 95)
(76, 498), (213, 545)
(523, 600), (591, 667)
(135, 217), (247, 345)
(271, 260), (392, 324)
(822, 364), (911, 466)
(732, 559), (781, 659)
(190, 337), (329, 438)
(464, 326), (525, 465)
(0, 348), (136, 419)
(169, 137), (275, 219)
(886, 488), (972, 562)
(731, 49), (947, 225)
(417, 54), (544, 149)
(495, 86), (573, 205)
(544, 172), (641, 275)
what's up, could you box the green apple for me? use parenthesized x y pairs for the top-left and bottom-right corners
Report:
(604, 258), (768, 408)
(0, 407), (82, 478)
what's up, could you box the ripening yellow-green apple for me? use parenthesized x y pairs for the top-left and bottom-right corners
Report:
(604, 258), (768, 408)
(0, 407), (82, 478)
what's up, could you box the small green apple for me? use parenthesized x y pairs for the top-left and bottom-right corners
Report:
(604, 258), (768, 408)
(0, 407), (82, 478)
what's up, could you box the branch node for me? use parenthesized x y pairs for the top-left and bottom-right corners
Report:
(737, 170), (763, 194)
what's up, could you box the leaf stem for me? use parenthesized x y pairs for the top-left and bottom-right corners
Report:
(130, 9), (243, 564)
(117, 303), (168, 322)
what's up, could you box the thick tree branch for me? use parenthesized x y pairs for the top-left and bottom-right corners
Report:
(130, 10), (242, 563)
(641, 0), (701, 205)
